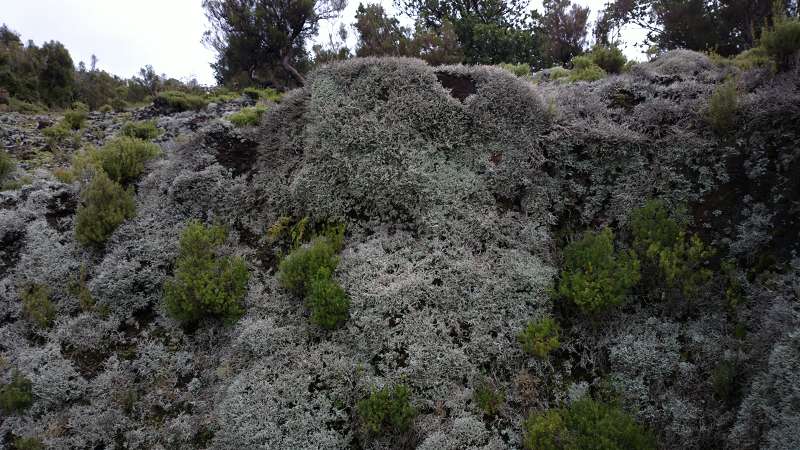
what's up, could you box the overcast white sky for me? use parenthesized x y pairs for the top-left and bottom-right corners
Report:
(1, 0), (645, 86)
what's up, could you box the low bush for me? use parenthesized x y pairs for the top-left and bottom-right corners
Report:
(75, 171), (136, 247)
(154, 90), (207, 112)
(760, 17), (800, 71)
(6, 98), (46, 114)
(229, 105), (267, 127)
(42, 124), (72, 148)
(711, 359), (739, 404)
(278, 236), (340, 295)
(243, 87), (283, 102)
(549, 66), (571, 81)
(706, 78), (738, 135)
(557, 228), (640, 315)
(20, 284), (56, 329)
(0, 370), (34, 414)
(120, 120), (160, 140)
(98, 104), (113, 113)
(732, 46), (776, 71)
(13, 437), (44, 450)
(0, 150), (14, 181)
(306, 267), (350, 329)
(94, 137), (160, 184)
(523, 399), (655, 450)
(499, 63), (530, 77)
(63, 105), (88, 130)
(164, 221), (249, 325)
(569, 55), (607, 82)
(518, 317), (560, 358)
(474, 380), (505, 416)
(357, 384), (417, 436)
(590, 45), (627, 74)
(111, 97), (128, 112)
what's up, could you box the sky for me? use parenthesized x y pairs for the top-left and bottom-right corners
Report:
(1, 0), (646, 86)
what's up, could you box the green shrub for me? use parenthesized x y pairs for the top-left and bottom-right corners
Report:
(243, 87), (283, 102)
(357, 384), (417, 436)
(164, 221), (249, 325)
(111, 97), (128, 112)
(733, 46), (776, 71)
(267, 216), (310, 251)
(278, 237), (340, 295)
(120, 120), (160, 140)
(474, 380), (505, 416)
(711, 359), (739, 404)
(63, 107), (88, 130)
(499, 63), (530, 77)
(0, 151), (14, 181)
(590, 45), (627, 74)
(154, 90), (207, 112)
(706, 78), (738, 135)
(75, 171), (136, 247)
(93, 137), (160, 185)
(557, 228), (640, 315)
(0, 370), (34, 414)
(229, 105), (267, 127)
(7, 98), (46, 114)
(13, 437), (44, 450)
(760, 17), (800, 70)
(523, 399), (656, 450)
(569, 55), (607, 82)
(42, 124), (72, 148)
(98, 104), (113, 113)
(306, 267), (350, 329)
(518, 317), (560, 358)
(549, 66), (571, 81)
(20, 284), (56, 329)
(69, 264), (95, 312)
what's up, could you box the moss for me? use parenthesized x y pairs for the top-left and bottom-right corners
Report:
(120, 120), (160, 140)
(163, 221), (249, 325)
(20, 283), (56, 329)
(75, 171), (136, 247)
(0, 370), (34, 414)
(518, 317), (560, 358)
(229, 105), (267, 127)
(357, 384), (416, 436)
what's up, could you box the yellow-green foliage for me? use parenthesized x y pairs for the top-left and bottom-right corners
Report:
(164, 221), (249, 325)
(93, 137), (160, 184)
(42, 124), (73, 148)
(499, 63), (530, 77)
(518, 317), (560, 358)
(267, 216), (311, 251)
(549, 66), (571, 81)
(760, 17), (800, 70)
(306, 266), (350, 329)
(523, 399), (656, 450)
(0, 370), (33, 414)
(75, 171), (136, 247)
(569, 55), (607, 82)
(590, 45), (627, 74)
(357, 384), (417, 436)
(98, 104), (113, 113)
(20, 284), (56, 329)
(706, 78), (738, 135)
(630, 199), (714, 298)
(155, 90), (207, 111)
(0, 150), (14, 181)
(229, 105), (267, 127)
(120, 120), (160, 140)
(13, 437), (44, 450)
(243, 87), (283, 103)
(63, 104), (88, 130)
(474, 380), (505, 416)
(557, 228), (640, 315)
(278, 236), (340, 295)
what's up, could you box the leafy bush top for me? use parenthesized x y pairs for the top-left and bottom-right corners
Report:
(760, 17), (800, 70)
(357, 384), (417, 436)
(20, 283), (56, 329)
(278, 236), (340, 296)
(120, 120), (160, 140)
(518, 317), (561, 358)
(75, 170), (136, 247)
(569, 55), (607, 82)
(229, 105), (267, 127)
(154, 90), (207, 112)
(93, 137), (161, 185)
(590, 45), (627, 74)
(706, 78), (738, 135)
(0, 370), (34, 414)
(164, 221), (249, 325)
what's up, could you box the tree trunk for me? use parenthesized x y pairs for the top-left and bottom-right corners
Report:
(281, 52), (306, 87)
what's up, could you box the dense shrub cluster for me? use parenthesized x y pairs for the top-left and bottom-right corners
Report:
(120, 120), (160, 140)
(588, 45), (627, 74)
(0, 370), (34, 414)
(92, 137), (161, 185)
(154, 90), (207, 112)
(557, 228), (640, 314)
(523, 399), (656, 450)
(568, 55), (607, 82)
(518, 317), (560, 358)
(74, 170), (136, 247)
(243, 86), (283, 102)
(473, 380), (505, 416)
(759, 17), (800, 71)
(229, 105), (267, 127)
(20, 283), (56, 328)
(357, 384), (417, 437)
(706, 78), (738, 135)
(163, 221), (249, 325)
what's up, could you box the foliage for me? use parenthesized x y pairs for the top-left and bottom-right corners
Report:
(568, 55), (607, 82)
(63, 105), (88, 130)
(518, 317), (561, 358)
(706, 78), (738, 134)
(355, 3), (413, 58)
(0, 150), (13, 181)
(523, 399), (656, 450)
(589, 44), (627, 74)
(69, 264), (95, 312)
(154, 90), (207, 112)
(229, 105), (267, 127)
(759, 16), (800, 70)
(357, 384), (417, 436)
(499, 62), (530, 76)
(474, 380), (505, 416)
(557, 228), (640, 315)
(75, 170), (136, 247)
(12, 437), (44, 450)
(0, 370), (33, 414)
(164, 221), (249, 325)
(242, 86), (283, 102)
(532, 0), (590, 68)
(92, 137), (161, 185)
(42, 124), (73, 148)
(305, 266), (350, 329)
(120, 120), (160, 140)
(711, 359), (739, 404)
(278, 236), (340, 295)
(732, 46), (776, 71)
(20, 283), (56, 329)
(98, 104), (112, 113)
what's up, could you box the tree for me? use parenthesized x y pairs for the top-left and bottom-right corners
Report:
(532, 0), (590, 68)
(37, 41), (75, 107)
(354, 3), (414, 57)
(203, 0), (346, 87)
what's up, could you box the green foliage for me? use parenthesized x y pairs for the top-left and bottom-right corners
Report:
(357, 384), (416, 436)
(518, 317), (560, 358)
(706, 78), (738, 135)
(242, 87), (283, 102)
(549, 66), (571, 81)
(568, 55), (607, 82)
(63, 105), (88, 130)
(711, 359), (739, 404)
(111, 97), (128, 112)
(760, 17), (800, 71)
(278, 236), (340, 295)
(69, 264), (95, 312)
(42, 124), (72, 148)
(523, 399), (656, 450)
(0, 370), (33, 414)
(499, 62), (531, 76)
(164, 221), (249, 325)
(229, 105), (267, 127)
(630, 199), (714, 299)
(732, 46), (776, 71)
(589, 45), (627, 74)
(20, 284), (56, 329)
(0, 150), (14, 181)
(474, 380), (505, 416)
(306, 267), (350, 329)
(75, 171), (136, 247)
(154, 90), (207, 112)
(92, 137), (161, 185)
(557, 228), (640, 315)
(120, 120), (160, 140)
(13, 437), (44, 450)
(98, 104), (113, 113)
